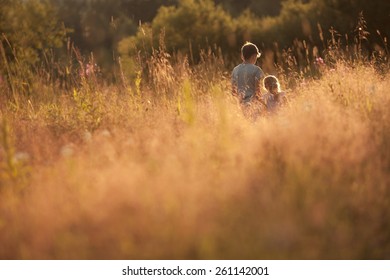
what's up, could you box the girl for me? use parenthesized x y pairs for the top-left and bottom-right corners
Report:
(261, 75), (287, 113)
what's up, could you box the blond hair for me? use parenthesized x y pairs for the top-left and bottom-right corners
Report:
(263, 75), (281, 92)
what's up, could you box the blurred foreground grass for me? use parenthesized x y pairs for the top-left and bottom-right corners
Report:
(0, 57), (390, 259)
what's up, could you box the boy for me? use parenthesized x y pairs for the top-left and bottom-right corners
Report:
(231, 42), (265, 103)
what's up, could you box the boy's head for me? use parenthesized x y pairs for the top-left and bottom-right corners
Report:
(241, 42), (261, 61)
(263, 75), (280, 93)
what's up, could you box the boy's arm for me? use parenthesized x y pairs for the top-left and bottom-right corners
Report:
(254, 79), (262, 99)
(254, 69), (264, 100)
(255, 70), (267, 107)
(232, 84), (245, 102)
(231, 72), (242, 100)
(232, 82), (238, 97)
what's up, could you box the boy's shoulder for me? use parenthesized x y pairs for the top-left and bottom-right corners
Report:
(233, 63), (262, 72)
(232, 63), (242, 73)
(250, 64), (264, 76)
(232, 64), (242, 71)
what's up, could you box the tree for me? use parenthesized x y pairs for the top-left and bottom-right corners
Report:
(0, 0), (67, 65)
(214, 0), (282, 17)
(151, 0), (236, 54)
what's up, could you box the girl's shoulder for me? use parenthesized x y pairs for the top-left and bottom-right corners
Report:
(261, 91), (272, 98)
(277, 91), (288, 101)
(260, 92), (272, 101)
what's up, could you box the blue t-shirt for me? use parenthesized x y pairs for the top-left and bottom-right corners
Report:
(232, 63), (264, 102)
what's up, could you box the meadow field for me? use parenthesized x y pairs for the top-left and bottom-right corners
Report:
(0, 46), (390, 259)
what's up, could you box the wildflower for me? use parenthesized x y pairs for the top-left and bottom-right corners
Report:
(315, 57), (325, 66)
(85, 63), (97, 76)
(79, 62), (99, 78)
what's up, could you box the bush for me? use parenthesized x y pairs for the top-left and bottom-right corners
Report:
(0, 0), (67, 66)
(119, 0), (236, 64)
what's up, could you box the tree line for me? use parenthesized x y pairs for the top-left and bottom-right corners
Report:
(1, 0), (389, 77)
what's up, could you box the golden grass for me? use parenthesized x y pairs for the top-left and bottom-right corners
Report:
(0, 57), (390, 259)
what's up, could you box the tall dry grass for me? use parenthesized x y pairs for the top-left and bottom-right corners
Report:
(0, 45), (390, 259)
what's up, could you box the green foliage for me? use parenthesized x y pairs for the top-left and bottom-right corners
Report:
(118, 0), (236, 77)
(0, 117), (29, 191)
(0, 0), (67, 66)
(177, 78), (196, 125)
(152, 0), (236, 55)
(58, 0), (137, 65)
(1, 0), (388, 81)
(118, 0), (389, 72)
(215, 0), (282, 17)
(71, 88), (103, 131)
(55, 0), (174, 74)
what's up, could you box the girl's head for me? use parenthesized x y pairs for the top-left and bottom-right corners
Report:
(263, 75), (280, 94)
